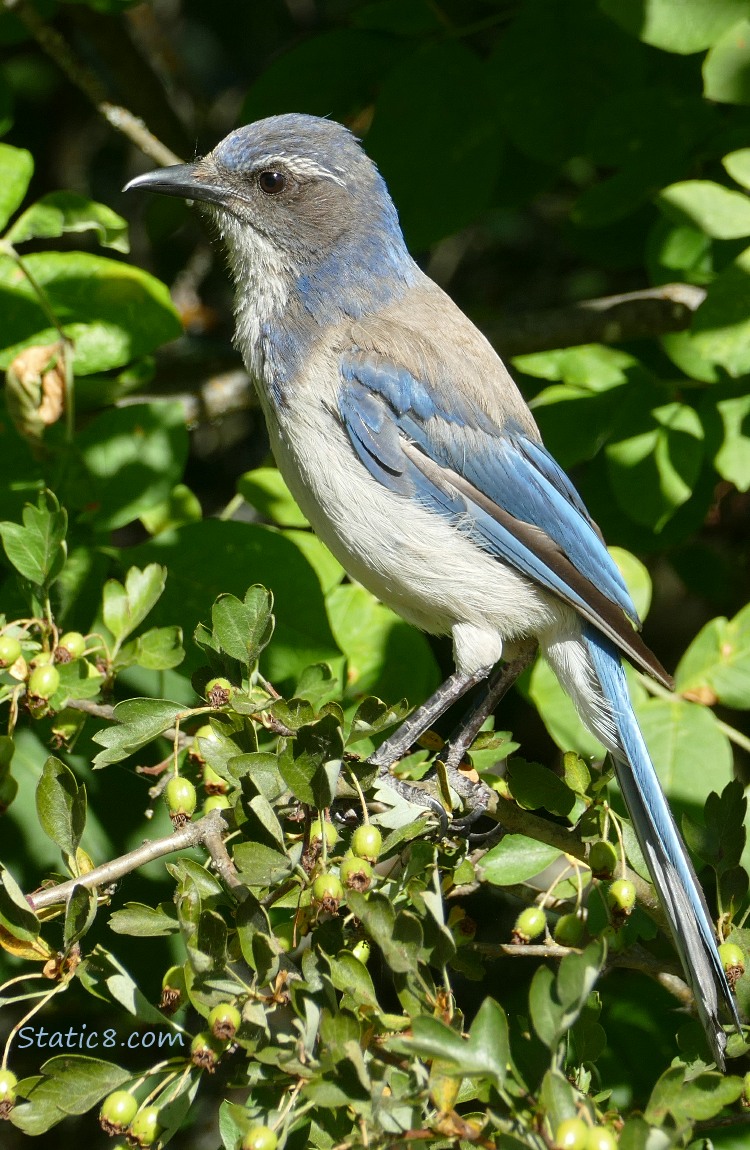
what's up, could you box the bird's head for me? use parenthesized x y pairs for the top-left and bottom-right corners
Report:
(126, 113), (409, 279)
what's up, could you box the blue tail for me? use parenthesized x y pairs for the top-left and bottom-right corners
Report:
(584, 626), (739, 1067)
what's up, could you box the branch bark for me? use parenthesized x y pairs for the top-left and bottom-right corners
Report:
(27, 810), (237, 911)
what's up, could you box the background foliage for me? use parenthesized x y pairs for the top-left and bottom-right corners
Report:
(2, 0), (750, 1147)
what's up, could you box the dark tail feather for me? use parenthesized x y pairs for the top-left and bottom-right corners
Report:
(584, 626), (740, 1069)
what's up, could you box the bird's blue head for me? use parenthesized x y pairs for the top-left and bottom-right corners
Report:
(127, 114), (418, 319)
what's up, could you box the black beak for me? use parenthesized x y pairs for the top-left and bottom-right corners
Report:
(124, 163), (228, 207)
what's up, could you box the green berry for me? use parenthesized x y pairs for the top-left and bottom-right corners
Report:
(554, 913), (585, 948)
(165, 776), (197, 817)
(203, 763), (228, 794)
(352, 939), (371, 964)
(128, 1106), (162, 1146)
(0, 635), (21, 667)
(351, 823), (382, 862)
(719, 942), (745, 973)
(100, 1090), (138, 1134)
(205, 676), (232, 705)
(58, 631), (86, 659)
(589, 840), (618, 877)
(191, 723), (219, 759)
(159, 964), (186, 1013)
(0, 1067), (18, 1107)
(312, 872), (344, 907)
(28, 663), (60, 699)
(190, 1030), (225, 1072)
(339, 854), (373, 891)
(208, 1002), (241, 1040)
(513, 906), (547, 942)
(743, 1069), (750, 1103)
(203, 794), (231, 814)
(555, 1117), (589, 1150)
(309, 817), (338, 851)
(607, 879), (636, 913)
(242, 1125), (278, 1150)
(585, 1126), (617, 1150)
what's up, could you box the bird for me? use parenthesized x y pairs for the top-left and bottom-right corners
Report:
(126, 112), (739, 1066)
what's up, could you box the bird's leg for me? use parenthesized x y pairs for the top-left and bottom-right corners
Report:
(441, 643), (537, 833)
(368, 668), (489, 831)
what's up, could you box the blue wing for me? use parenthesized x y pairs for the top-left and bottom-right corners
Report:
(338, 350), (670, 684)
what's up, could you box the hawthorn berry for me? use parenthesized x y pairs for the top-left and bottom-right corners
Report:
(0, 635), (21, 667)
(165, 776), (197, 821)
(128, 1106), (162, 1147)
(0, 1068), (18, 1116)
(607, 879), (636, 914)
(588, 840), (618, 877)
(719, 941), (745, 990)
(309, 817), (338, 851)
(585, 1126), (618, 1150)
(205, 677), (232, 706)
(28, 663), (60, 699)
(312, 872), (344, 912)
(339, 854), (373, 891)
(513, 906), (547, 942)
(99, 1090), (138, 1135)
(58, 631), (86, 659)
(554, 1117), (589, 1150)
(554, 913), (585, 948)
(190, 1030), (225, 1072)
(242, 1125), (278, 1150)
(208, 1002), (242, 1041)
(350, 823), (382, 863)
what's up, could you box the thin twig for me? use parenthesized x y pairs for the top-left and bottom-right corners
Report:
(27, 811), (231, 910)
(4, 0), (181, 166)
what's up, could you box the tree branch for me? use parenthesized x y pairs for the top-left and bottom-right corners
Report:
(4, 0), (181, 166)
(485, 283), (706, 357)
(27, 810), (234, 911)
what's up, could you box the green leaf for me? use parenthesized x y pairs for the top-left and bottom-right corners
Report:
(605, 400), (704, 531)
(326, 582), (438, 702)
(723, 147), (750, 190)
(139, 482), (202, 535)
(539, 1069), (579, 1131)
(481, 834), (564, 887)
(0, 491), (67, 587)
(704, 18), (750, 105)
(102, 563), (167, 644)
(232, 841), (293, 887)
(278, 713), (343, 808)
(656, 179), (750, 239)
(690, 245), (750, 376)
(528, 656), (605, 759)
(212, 585), (274, 666)
(0, 251), (181, 374)
(646, 1065), (744, 1124)
(10, 1056), (131, 1136)
(637, 698), (733, 808)
(123, 625), (184, 671)
(76, 402), (188, 530)
(610, 547), (652, 621)
(0, 143), (33, 231)
(601, 0), (750, 54)
(506, 759), (576, 818)
(365, 40), (502, 248)
(237, 466), (309, 527)
(129, 520), (341, 680)
(0, 862), (40, 944)
(328, 951), (380, 1011)
(675, 603), (750, 708)
(91, 697), (184, 767)
(35, 757), (86, 863)
(714, 393), (750, 491)
(63, 884), (97, 949)
(6, 191), (129, 251)
(529, 942), (605, 1049)
(108, 901), (179, 936)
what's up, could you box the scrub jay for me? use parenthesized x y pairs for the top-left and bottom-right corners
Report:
(127, 112), (739, 1065)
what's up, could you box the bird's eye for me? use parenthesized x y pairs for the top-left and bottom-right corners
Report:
(258, 170), (286, 195)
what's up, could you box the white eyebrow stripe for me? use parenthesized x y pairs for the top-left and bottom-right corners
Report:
(253, 153), (347, 187)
